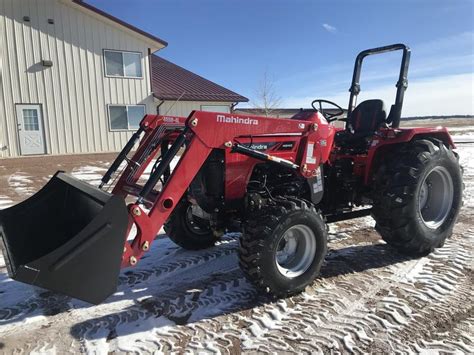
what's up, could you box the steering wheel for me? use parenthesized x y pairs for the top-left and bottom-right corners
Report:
(311, 99), (345, 122)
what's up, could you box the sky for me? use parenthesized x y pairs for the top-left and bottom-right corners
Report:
(89, 0), (474, 116)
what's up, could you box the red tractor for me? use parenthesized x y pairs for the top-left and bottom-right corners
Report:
(0, 44), (463, 304)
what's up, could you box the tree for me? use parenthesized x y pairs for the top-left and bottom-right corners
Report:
(252, 70), (282, 117)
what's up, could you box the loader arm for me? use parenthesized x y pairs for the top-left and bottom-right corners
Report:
(119, 111), (330, 267)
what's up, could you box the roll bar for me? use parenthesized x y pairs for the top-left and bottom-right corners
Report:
(347, 43), (411, 129)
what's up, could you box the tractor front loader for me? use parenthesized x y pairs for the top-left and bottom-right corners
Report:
(0, 44), (463, 304)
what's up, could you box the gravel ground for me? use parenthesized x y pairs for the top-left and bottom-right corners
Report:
(0, 141), (472, 353)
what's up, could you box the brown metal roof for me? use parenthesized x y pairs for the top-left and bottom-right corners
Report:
(72, 1), (168, 47)
(151, 55), (249, 103)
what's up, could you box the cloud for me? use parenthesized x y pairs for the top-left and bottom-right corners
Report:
(283, 72), (474, 116)
(279, 32), (474, 116)
(322, 23), (337, 33)
(415, 31), (474, 56)
(376, 73), (473, 116)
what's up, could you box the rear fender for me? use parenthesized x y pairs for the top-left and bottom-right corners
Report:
(364, 127), (455, 184)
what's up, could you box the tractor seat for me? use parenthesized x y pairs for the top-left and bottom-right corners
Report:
(335, 99), (387, 149)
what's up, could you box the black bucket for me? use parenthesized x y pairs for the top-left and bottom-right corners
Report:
(0, 172), (128, 304)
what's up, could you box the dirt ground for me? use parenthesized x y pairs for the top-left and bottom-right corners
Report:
(0, 119), (472, 353)
(0, 153), (116, 204)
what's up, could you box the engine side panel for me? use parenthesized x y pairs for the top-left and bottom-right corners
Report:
(224, 136), (303, 200)
(180, 110), (336, 201)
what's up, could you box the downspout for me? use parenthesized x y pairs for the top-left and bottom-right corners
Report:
(148, 48), (153, 94)
(156, 100), (164, 115)
(231, 102), (238, 113)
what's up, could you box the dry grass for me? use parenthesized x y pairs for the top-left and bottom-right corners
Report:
(402, 117), (474, 128)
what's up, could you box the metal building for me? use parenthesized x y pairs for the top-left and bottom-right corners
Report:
(0, 0), (247, 158)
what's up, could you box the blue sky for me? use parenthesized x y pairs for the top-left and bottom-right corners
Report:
(89, 0), (473, 116)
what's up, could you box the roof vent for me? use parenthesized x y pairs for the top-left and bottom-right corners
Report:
(23, 16), (30, 22)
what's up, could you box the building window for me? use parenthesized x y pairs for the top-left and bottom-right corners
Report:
(104, 50), (142, 78)
(108, 105), (146, 130)
(22, 109), (40, 131)
(200, 105), (231, 113)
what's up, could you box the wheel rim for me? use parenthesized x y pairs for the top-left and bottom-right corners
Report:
(418, 166), (454, 229)
(185, 206), (210, 235)
(275, 224), (317, 278)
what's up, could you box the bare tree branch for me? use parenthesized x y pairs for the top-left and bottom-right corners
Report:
(251, 70), (282, 117)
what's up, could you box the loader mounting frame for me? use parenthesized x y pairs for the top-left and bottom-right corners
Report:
(102, 111), (335, 268)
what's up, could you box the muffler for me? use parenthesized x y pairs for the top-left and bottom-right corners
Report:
(0, 172), (128, 304)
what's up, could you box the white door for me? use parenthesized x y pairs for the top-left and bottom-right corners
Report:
(16, 104), (46, 155)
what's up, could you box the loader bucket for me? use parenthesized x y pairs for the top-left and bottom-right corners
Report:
(0, 172), (128, 304)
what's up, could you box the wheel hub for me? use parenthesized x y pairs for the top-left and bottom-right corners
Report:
(185, 206), (211, 235)
(276, 224), (317, 278)
(418, 166), (454, 229)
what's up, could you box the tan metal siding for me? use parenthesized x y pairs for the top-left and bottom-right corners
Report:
(0, 0), (156, 157)
(0, 1), (8, 157)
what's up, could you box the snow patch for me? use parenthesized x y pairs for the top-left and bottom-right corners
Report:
(71, 165), (107, 185)
(0, 195), (13, 210)
(8, 173), (35, 196)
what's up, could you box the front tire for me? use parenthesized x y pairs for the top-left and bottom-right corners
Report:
(372, 138), (463, 255)
(164, 201), (218, 250)
(239, 198), (327, 297)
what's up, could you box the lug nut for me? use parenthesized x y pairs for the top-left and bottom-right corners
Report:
(130, 256), (137, 265)
(132, 206), (141, 216)
(142, 241), (150, 251)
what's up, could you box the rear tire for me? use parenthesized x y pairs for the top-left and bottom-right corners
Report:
(372, 138), (463, 255)
(164, 201), (218, 250)
(239, 198), (327, 297)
